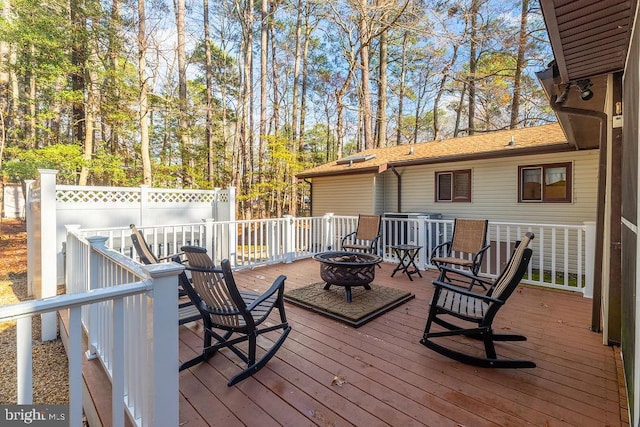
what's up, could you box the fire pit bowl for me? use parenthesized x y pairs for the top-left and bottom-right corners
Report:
(312, 251), (382, 302)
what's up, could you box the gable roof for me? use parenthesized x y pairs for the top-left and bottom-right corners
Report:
(298, 123), (573, 179)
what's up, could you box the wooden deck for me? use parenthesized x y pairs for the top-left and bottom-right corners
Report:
(176, 259), (627, 427)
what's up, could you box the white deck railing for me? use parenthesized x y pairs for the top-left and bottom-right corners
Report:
(77, 214), (595, 296)
(0, 232), (181, 427)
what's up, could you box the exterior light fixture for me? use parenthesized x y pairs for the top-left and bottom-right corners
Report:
(576, 79), (593, 101)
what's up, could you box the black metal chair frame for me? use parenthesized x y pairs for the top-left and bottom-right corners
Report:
(179, 246), (291, 386)
(421, 232), (536, 369)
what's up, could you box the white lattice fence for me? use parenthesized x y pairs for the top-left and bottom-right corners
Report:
(26, 170), (236, 340)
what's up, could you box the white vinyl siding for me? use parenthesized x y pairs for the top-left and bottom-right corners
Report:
(311, 174), (377, 216)
(381, 150), (598, 225)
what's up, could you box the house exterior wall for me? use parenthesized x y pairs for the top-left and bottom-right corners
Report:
(380, 149), (599, 225)
(311, 174), (377, 216)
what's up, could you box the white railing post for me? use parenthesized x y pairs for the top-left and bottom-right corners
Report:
(86, 236), (109, 359)
(144, 262), (181, 427)
(416, 216), (428, 269)
(39, 169), (58, 341)
(24, 179), (35, 297)
(584, 221), (596, 298)
(283, 215), (295, 263)
(203, 218), (214, 255)
(323, 213), (334, 251)
(64, 225), (81, 293)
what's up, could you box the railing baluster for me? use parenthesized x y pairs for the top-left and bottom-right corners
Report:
(69, 306), (83, 426)
(17, 316), (32, 404)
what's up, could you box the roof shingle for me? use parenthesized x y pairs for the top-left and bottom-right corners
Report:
(297, 123), (570, 179)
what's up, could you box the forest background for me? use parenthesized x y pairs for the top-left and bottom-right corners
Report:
(0, 0), (554, 219)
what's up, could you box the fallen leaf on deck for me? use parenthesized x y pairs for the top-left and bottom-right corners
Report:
(331, 375), (346, 387)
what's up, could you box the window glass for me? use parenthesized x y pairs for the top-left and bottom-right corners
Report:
(436, 170), (471, 202)
(521, 168), (542, 201)
(544, 167), (567, 200)
(437, 173), (452, 201)
(518, 163), (571, 203)
(453, 171), (470, 200)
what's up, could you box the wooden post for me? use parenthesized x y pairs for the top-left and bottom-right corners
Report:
(584, 221), (596, 298)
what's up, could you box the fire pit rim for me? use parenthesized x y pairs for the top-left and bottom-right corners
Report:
(312, 251), (382, 267)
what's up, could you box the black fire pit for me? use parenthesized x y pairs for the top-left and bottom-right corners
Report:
(312, 251), (382, 303)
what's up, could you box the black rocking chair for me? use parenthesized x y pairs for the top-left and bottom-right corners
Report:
(129, 224), (200, 325)
(421, 232), (535, 368)
(179, 246), (291, 386)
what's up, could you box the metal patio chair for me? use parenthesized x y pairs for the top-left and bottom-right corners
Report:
(421, 232), (535, 368)
(179, 246), (291, 386)
(430, 218), (490, 289)
(341, 214), (382, 254)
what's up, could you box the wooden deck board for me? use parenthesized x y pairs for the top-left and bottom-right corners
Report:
(78, 258), (627, 426)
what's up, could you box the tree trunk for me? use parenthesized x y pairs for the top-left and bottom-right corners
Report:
(396, 31), (407, 146)
(107, 0), (121, 154)
(79, 40), (99, 185)
(258, 0), (268, 210)
(27, 45), (36, 146)
(204, 0), (214, 186)
(269, 0), (279, 136)
(376, 26), (388, 148)
(175, 0), (190, 186)
(510, 0), (529, 129)
(433, 44), (459, 141)
(289, 0), (303, 216)
(70, 0), (86, 146)
(358, 0), (373, 150)
(300, 7), (312, 155)
(454, 81), (467, 137)
(467, 0), (480, 136)
(138, 0), (151, 185)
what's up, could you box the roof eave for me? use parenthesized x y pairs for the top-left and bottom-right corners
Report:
(388, 143), (577, 168)
(296, 164), (388, 179)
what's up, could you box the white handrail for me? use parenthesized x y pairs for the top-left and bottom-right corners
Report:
(77, 215), (594, 296)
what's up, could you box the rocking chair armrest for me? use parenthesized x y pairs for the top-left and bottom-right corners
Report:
(157, 252), (185, 263)
(432, 280), (503, 304)
(246, 275), (287, 311)
(436, 264), (494, 286)
(184, 265), (224, 274)
(430, 241), (451, 260)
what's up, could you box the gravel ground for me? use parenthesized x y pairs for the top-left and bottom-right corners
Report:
(0, 218), (69, 404)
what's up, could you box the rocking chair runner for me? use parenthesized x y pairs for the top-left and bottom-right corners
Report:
(341, 214), (382, 254)
(179, 246), (291, 386)
(421, 232), (535, 369)
(129, 224), (199, 325)
(430, 218), (490, 289)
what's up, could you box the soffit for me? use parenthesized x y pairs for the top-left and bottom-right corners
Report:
(540, 0), (637, 83)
